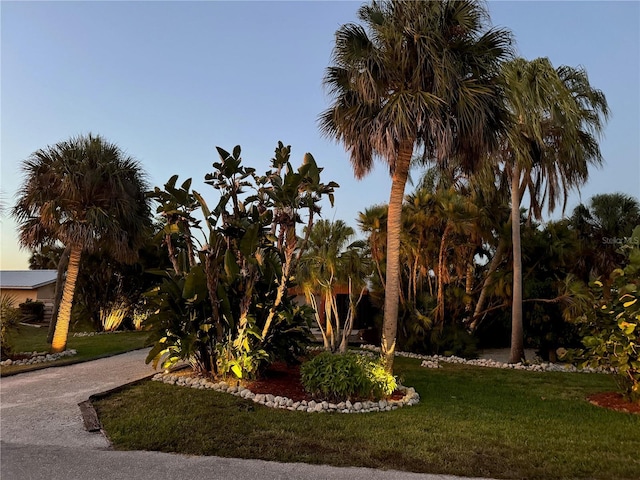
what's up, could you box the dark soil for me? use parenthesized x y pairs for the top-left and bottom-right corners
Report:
(246, 362), (312, 402)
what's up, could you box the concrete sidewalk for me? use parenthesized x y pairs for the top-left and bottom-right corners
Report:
(0, 348), (496, 480)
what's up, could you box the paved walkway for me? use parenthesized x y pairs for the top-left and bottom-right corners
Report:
(0, 349), (495, 480)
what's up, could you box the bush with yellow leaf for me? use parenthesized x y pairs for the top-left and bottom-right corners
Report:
(569, 226), (640, 403)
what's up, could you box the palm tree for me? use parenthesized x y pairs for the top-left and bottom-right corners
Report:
(319, 0), (512, 371)
(357, 205), (388, 290)
(13, 134), (151, 352)
(570, 193), (640, 283)
(496, 58), (609, 363)
(298, 219), (370, 353)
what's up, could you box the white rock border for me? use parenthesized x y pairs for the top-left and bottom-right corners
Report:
(151, 372), (420, 413)
(0, 349), (77, 366)
(72, 331), (125, 337)
(359, 344), (611, 374)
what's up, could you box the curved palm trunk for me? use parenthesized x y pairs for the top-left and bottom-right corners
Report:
(509, 167), (525, 363)
(381, 141), (413, 373)
(470, 238), (507, 331)
(436, 223), (452, 327)
(51, 245), (82, 353)
(47, 245), (71, 344)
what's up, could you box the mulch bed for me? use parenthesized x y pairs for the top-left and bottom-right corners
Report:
(587, 392), (640, 415)
(246, 362), (313, 402)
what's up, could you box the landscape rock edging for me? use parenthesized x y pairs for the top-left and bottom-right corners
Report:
(0, 349), (77, 367)
(151, 372), (420, 413)
(358, 345), (611, 374)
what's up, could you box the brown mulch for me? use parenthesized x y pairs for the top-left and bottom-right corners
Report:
(246, 362), (313, 402)
(587, 392), (640, 415)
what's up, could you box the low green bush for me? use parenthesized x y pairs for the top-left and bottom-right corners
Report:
(300, 351), (396, 402)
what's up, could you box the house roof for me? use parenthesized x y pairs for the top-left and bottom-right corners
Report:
(0, 270), (58, 289)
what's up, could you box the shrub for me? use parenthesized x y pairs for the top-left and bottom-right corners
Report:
(100, 302), (129, 332)
(300, 351), (396, 402)
(18, 299), (44, 323)
(1, 295), (21, 358)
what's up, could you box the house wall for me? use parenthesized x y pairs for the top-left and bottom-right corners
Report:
(0, 285), (56, 306)
(36, 284), (56, 303)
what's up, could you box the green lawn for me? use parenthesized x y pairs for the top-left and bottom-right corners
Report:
(93, 356), (639, 480)
(1, 325), (151, 376)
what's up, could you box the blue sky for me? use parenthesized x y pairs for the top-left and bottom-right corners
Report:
(2, 1), (639, 270)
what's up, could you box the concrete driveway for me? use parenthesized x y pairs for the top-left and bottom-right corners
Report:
(1, 349), (494, 480)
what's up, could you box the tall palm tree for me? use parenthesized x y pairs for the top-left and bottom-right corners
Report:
(319, 0), (512, 371)
(13, 134), (151, 352)
(496, 58), (609, 363)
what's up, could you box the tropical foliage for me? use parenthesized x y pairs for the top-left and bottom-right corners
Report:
(493, 57), (609, 362)
(300, 351), (396, 402)
(566, 226), (640, 402)
(145, 143), (338, 379)
(0, 295), (21, 359)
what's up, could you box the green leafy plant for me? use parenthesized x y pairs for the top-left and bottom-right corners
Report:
(146, 143), (336, 379)
(567, 226), (640, 402)
(300, 351), (397, 402)
(1, 294), (21, 359)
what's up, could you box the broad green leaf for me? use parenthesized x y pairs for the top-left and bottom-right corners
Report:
(224, 249), (240, 279)
(231, 363), (243, 379)
(183, 265), (207, 301)
(216, 146), (231, 161)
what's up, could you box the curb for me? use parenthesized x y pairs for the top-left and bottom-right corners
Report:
(79, 364), (189, 438)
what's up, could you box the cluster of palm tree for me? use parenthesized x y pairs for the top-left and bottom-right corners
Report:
(297, 219), (371, 353)
(320, 0), (610, 370)
(355, 179), (639, 362)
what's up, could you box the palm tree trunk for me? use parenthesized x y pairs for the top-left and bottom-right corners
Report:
(469, 238), (507, 331)
(436, 223), (452, 327)
(47, 245), (71, 344)
(509, 167), (525, 363)
(465, 262), (474, 314)
(308, 293), (330, 350)
(51, 245), (82, 353)
(324, 293), (335, 351)
(381, 140), (413, 373)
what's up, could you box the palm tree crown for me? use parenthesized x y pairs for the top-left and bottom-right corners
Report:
(14, 134), (150, 260)
(319, 0), (513, 176)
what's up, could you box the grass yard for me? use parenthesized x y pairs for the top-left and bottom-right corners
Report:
(93, 356), (640, 480)
(1, 325), (151, 376)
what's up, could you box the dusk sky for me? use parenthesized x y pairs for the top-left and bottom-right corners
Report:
(2, 1), (638, 270)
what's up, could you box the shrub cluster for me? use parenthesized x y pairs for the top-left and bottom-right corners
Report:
(300, 351), (396, 402)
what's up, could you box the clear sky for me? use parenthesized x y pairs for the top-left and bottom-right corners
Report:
(1, 1), (639, 270)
